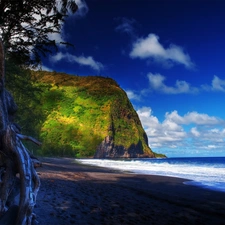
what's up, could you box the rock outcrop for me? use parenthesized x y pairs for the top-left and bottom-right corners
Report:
(94, 135), (153, 158)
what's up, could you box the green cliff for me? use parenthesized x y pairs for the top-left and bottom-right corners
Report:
(9, 69), (163, 158)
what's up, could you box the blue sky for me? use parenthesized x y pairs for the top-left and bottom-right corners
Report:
(42, 0), (225, 157)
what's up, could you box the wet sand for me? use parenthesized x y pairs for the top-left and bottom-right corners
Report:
(34, 157), (225, 225)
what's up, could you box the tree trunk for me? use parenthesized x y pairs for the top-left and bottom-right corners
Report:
(0, 39), (41, 225)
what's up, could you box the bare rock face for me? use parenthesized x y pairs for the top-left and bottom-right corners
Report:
(94, 136), (114, 158)
(94, 135), (152, 158)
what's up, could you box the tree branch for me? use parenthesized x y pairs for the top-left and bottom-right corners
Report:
(16, 134), (42, 146)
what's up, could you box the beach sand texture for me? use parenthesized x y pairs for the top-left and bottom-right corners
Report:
(35, 158), (225, 225)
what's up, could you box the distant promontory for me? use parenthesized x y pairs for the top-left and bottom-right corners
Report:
(11, 70), (165, 158)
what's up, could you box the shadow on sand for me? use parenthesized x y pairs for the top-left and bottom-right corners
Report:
(34, 158), (225, 225)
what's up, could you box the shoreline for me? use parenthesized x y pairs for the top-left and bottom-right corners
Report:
(76, 156), (225, 193)
(35, 157), (225, 225)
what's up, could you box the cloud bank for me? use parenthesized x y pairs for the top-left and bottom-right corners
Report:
(130, 34), (195, 69)
(137, 107), (225, 155)
(127, 73), (225, 99)
(147, 73), (198, 94)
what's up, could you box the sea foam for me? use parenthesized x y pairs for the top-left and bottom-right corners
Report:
(76, 157), (225, 192)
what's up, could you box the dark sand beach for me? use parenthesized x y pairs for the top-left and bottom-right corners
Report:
(35, 157), (225, 225)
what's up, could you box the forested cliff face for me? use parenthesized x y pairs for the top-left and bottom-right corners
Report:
(8, 69), (164, 158)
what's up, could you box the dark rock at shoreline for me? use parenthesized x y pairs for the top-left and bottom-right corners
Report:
(94, 135), (154, 158)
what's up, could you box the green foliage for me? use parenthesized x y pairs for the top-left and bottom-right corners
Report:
(5, 61), (49, 154)
(153, 152), (167, 158)
(0, 0), (78, 66)
(7, 69), (155, 157)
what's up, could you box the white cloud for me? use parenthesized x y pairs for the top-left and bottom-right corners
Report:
(48, 32), (64, 44)
(137, 107), (186, 148)
(127, 74), (225, 102)
(54, 0), (88, 17)
(165, 110), (223, 125)
(137, 107), (225, 153)
(190, 127), (200, 137)
(201, 75), (225, 92)
(147, 74), (225, 95)
(130, 34), (195, 69)
(195, 127), (225, 142)
(125, 90), (140, 101)
(206, 145), (218, 149)
(74, 0), (89, 17)
(31, 64), (53, 72)
(51, 52), (104, 71)
(41, 65), (53, 72)
(137, 107), (160, 129)
(212, 75), (225, 92)
(147, 73), (198, 94)
(51, 52), (64, 62)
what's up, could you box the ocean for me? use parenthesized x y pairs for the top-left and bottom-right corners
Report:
(76, 157), (225, 193)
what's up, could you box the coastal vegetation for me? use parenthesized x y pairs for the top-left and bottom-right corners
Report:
(7, 67), (164, 158)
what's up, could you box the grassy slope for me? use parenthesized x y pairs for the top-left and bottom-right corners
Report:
(23, 71), (163, 158)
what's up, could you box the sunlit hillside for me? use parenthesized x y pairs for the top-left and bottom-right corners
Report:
(7, 68), (164, 158)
